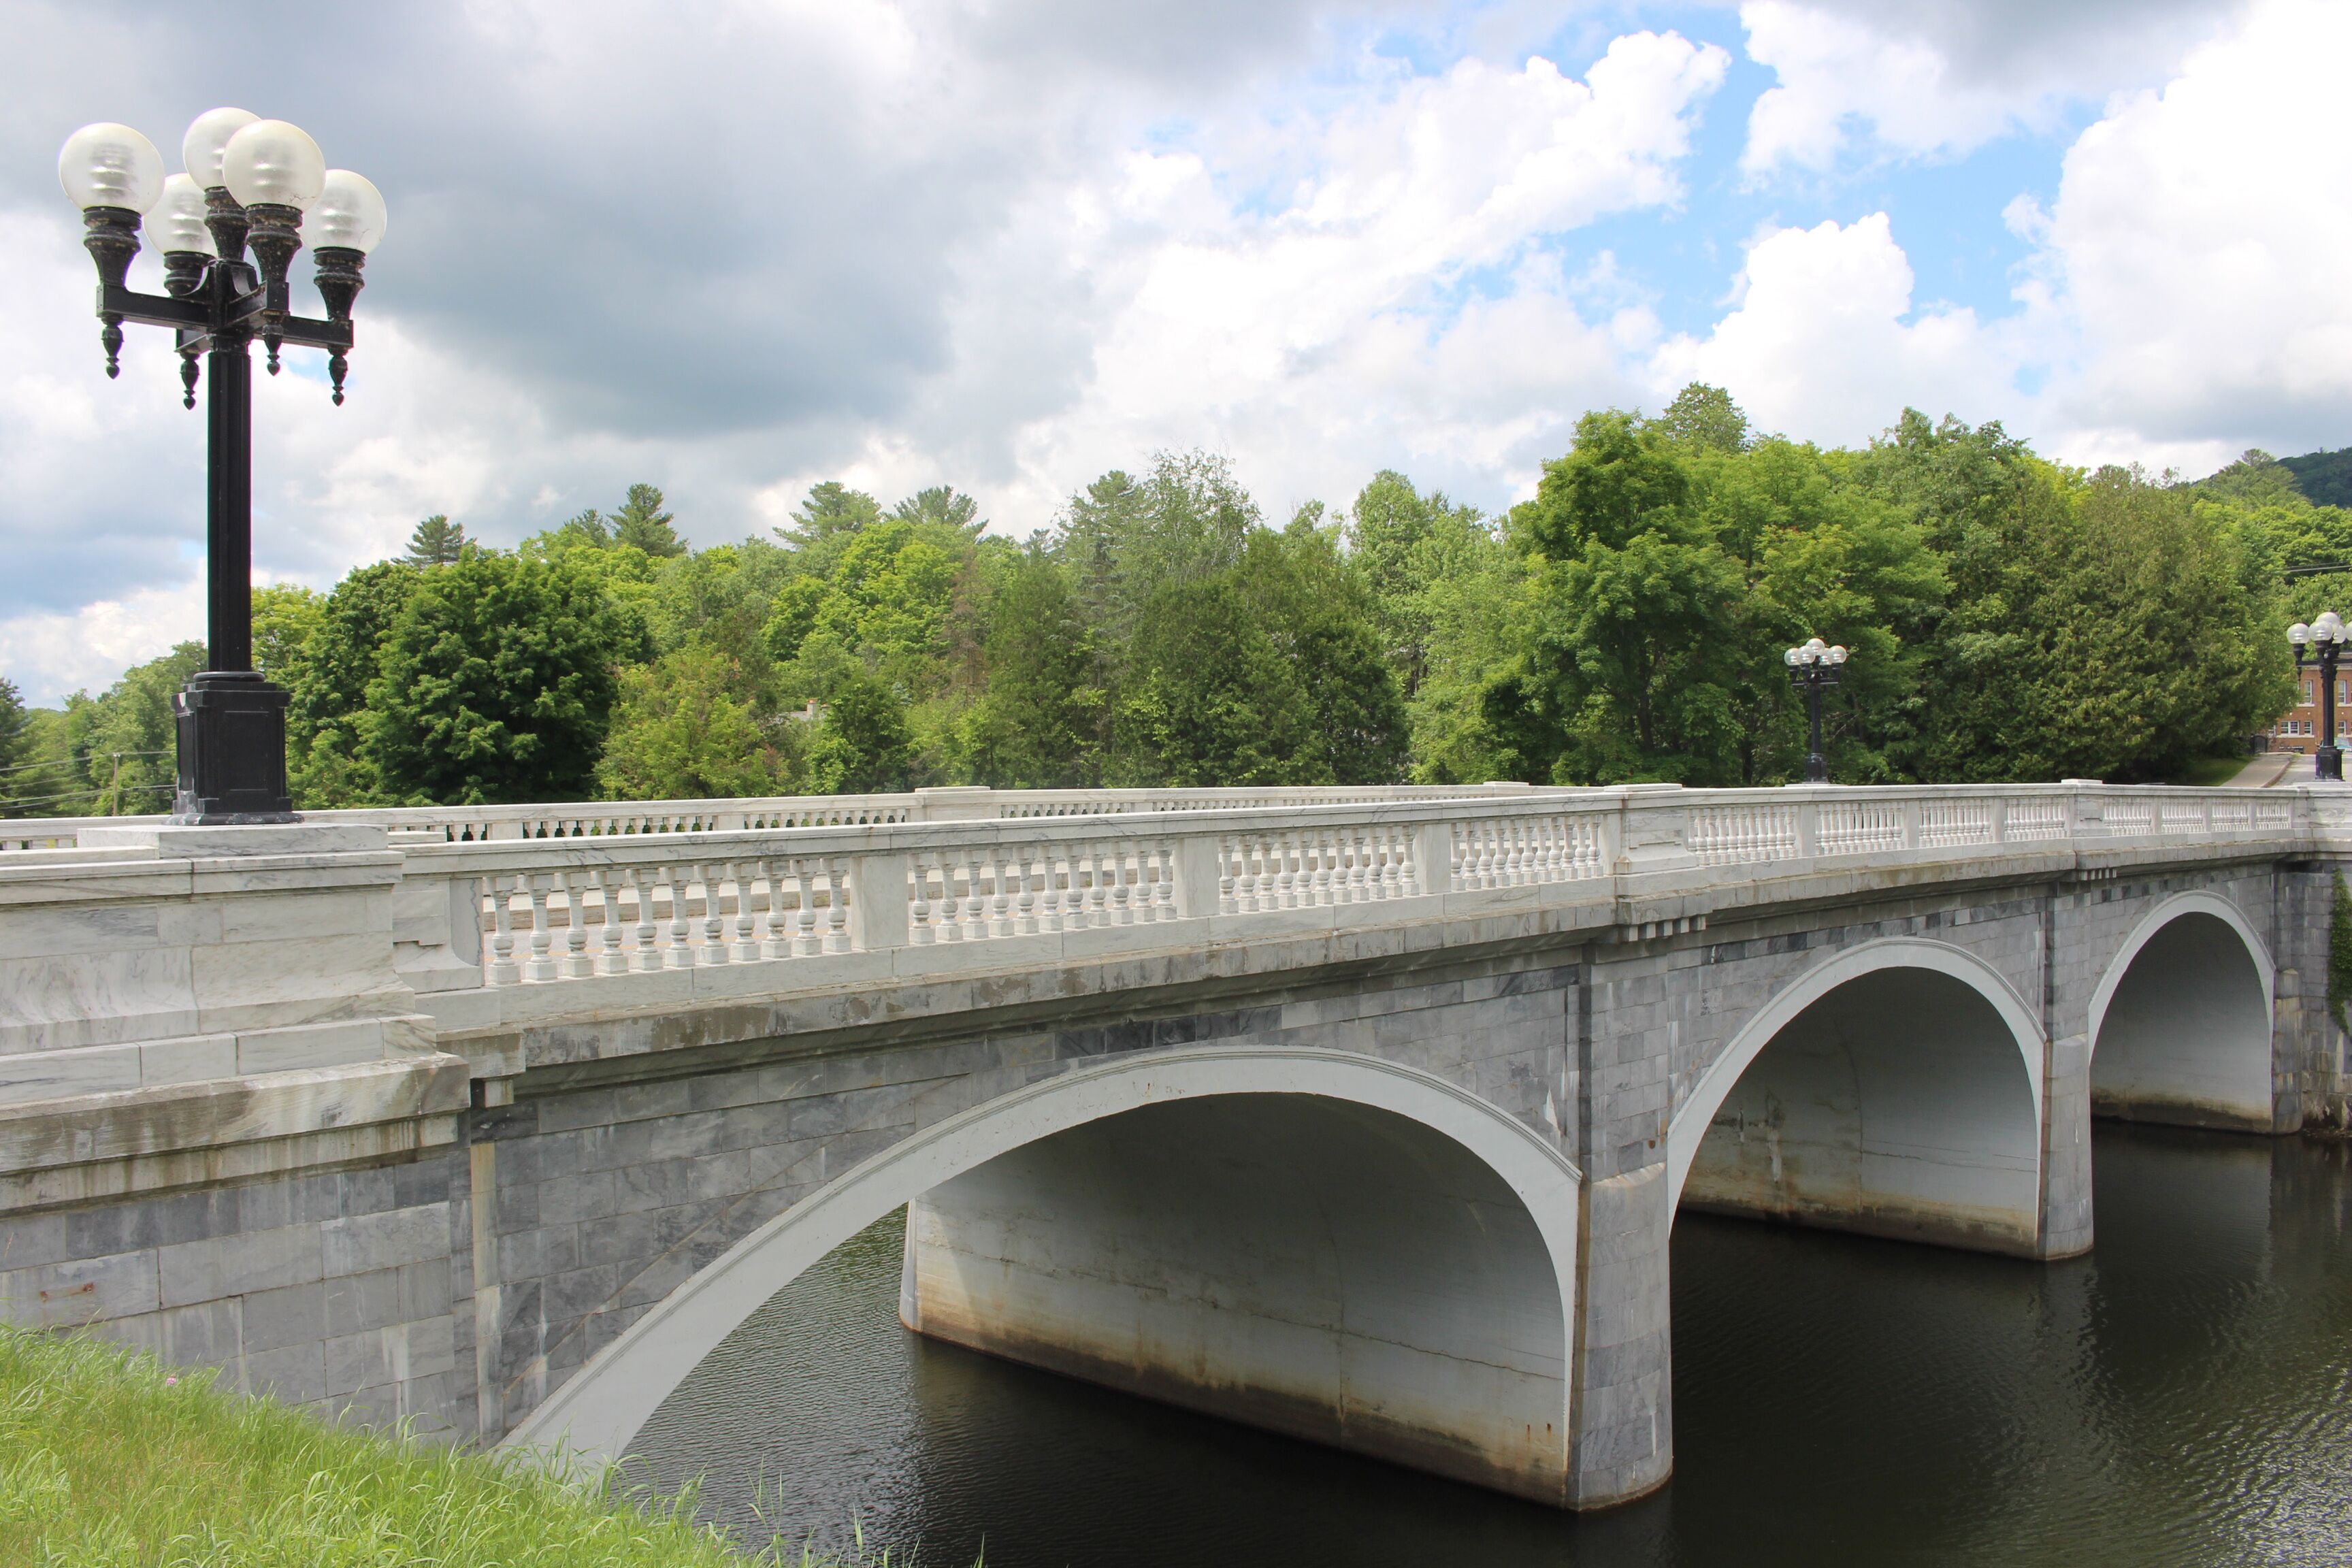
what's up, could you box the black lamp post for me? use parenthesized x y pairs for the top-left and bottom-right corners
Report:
(59, 112), (385, 823)
(1784, 636), (1848, 785)
(2289, 612), (2346, 781)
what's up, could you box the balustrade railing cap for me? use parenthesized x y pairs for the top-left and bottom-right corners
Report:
(78, 822), (390, 858)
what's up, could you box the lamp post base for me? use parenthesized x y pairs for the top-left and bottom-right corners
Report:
(172, 671), (295, 823)
(1804, 753), (1829, 785)
(2319, 746), (2345, 783)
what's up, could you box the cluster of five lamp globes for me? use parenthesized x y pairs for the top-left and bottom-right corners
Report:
(57, 110), (386, 403)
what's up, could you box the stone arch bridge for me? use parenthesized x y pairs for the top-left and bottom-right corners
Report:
(0, 781), (2342, 1508)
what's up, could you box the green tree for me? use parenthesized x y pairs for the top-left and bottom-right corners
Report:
(0, 676), (54, 817)
(402, 515), (470, 566)
(806, 668), (911, 794)
(781, 482), (883, 546)
(0, 676), (29, 783)
(612, 484), (686, 557)
(282, 562), (421, 806)
(365, 553), (623, 804)
(552, 509), (613, 547)
(597, 645), (797, 800)
(966, 547), (1105, 787)
(1484, 412), (1744, 783)
(1057, 451), (1258, 653)
(63, 643), (206, 815)
(1113, 574), (1311, 786)
(251, 584), (325, 682)
(762, 576), (831, 665)
(1245, 525), (1409, 783)
(1652, 381), (1752, 453)
(1346, 470), (1488, 698)
(888, 486), (983, 531)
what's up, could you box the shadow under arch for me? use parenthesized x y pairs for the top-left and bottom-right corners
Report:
(2088, 892), (2276, 1132)
(504, 1045), (1583, 1502)
(1667, 938), (2048, 1256)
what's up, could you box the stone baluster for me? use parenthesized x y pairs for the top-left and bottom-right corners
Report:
(1275, 834), (1298, 909)
(825, 858), (853, 953)
(761, 861), (794, 958)
(625, 866), (659, 972)
(1309, 831), (1334, 906)
(525, 877), (557, 982)
(1218, 836), (1241, 914)
(990, 853), (1015, 937)
(1036, 847), (1066, 932)
(664, 866), (696, 969)
(910, 853), (937, 945)
(792, 860), (822, 957)
(556, 872), (593, 979)
(962, 852), (990, 942)
(487, 876), (520, 986)
(1109, 841), (1134, 924)
(589, 869), (624, 975)
(1084, 845), (1112, 926)
(729, 862), (762, 962)
(936, 853), (964, 943)
(694, 863), (729, 965)
(1015, 847), (1040, 934)
(1151, 840), (1178, 920)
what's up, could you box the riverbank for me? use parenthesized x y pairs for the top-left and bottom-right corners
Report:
(0, 1326), (918, 1567)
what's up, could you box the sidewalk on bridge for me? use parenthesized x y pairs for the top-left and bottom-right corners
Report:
(2222, 752), (2300, 788)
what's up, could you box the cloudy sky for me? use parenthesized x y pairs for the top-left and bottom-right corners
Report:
(3, 0), (2347, 702)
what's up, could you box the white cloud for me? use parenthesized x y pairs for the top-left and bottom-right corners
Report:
(0, 581), (206, 706)
(2031, 0), (2352, 467)
(999, 31), (1729, 514)
(1647, 212), (2014, 444)
(1740, 0), (2241, 172)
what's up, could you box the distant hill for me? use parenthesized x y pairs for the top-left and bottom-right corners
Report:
(2279, 448), (2352, 508)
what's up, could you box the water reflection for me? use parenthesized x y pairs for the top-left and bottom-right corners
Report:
(631, 1124), (2352, 1567)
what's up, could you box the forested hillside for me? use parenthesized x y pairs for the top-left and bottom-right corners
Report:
(0, 388), (2323, 813)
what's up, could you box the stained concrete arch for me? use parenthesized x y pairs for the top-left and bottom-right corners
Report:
(504, 1046), (1583, 1500)
(2088, 892), (2276, 1132)
(1667, 939), (2048, 1255)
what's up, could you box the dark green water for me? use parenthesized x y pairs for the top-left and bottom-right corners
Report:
(632, 1124), (2352, 1566)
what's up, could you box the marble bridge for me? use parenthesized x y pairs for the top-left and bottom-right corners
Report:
(1, 780), (2345, 1508)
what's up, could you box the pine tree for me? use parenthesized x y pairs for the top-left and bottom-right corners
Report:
(612, 484), (686, 557)
(402, 515), (469, 566)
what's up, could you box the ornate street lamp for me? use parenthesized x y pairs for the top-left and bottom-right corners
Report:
(58, 112), (385, 823)
(1784, 636), (1848, 785)
(2289, 612), (2346, 781)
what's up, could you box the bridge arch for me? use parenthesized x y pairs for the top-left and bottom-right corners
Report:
(2087, 892), (2276, 1131)
(1667, 938), (2047, 1254)
(506, 1045), (1582, 1501)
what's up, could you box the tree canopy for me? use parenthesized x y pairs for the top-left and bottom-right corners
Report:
(0, 397), (2311, 816)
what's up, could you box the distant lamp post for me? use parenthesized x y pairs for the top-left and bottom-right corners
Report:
(2289, 612), (2347, 781)
(59, 111), (385, 823)
(1785, 636), (1848, 784)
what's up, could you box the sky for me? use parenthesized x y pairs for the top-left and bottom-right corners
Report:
(3, 0), (2349, 703)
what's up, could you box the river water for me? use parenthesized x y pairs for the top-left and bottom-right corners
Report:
(632, 1124), (2352, 1567)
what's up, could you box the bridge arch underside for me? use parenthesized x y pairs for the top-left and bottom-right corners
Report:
(904, 1094), (1571, 1501)
(2091, 911), (2275, 1132)
(509, 1049), (1581, 1507)
(1684, 968), (2044, 1256)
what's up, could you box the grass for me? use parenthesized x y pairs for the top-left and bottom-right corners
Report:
(2169, 753), (2259, 787)
(0, 1325), (934, 1567)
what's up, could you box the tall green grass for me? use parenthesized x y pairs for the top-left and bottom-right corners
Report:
(0, 1326), (934, 1567)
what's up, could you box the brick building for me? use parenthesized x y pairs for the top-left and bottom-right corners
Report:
(2266, 670), (2347, 755)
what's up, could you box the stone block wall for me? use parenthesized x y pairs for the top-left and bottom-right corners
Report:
(467, 949), (1584, 1444)
(0, 1148), (470, 1432)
